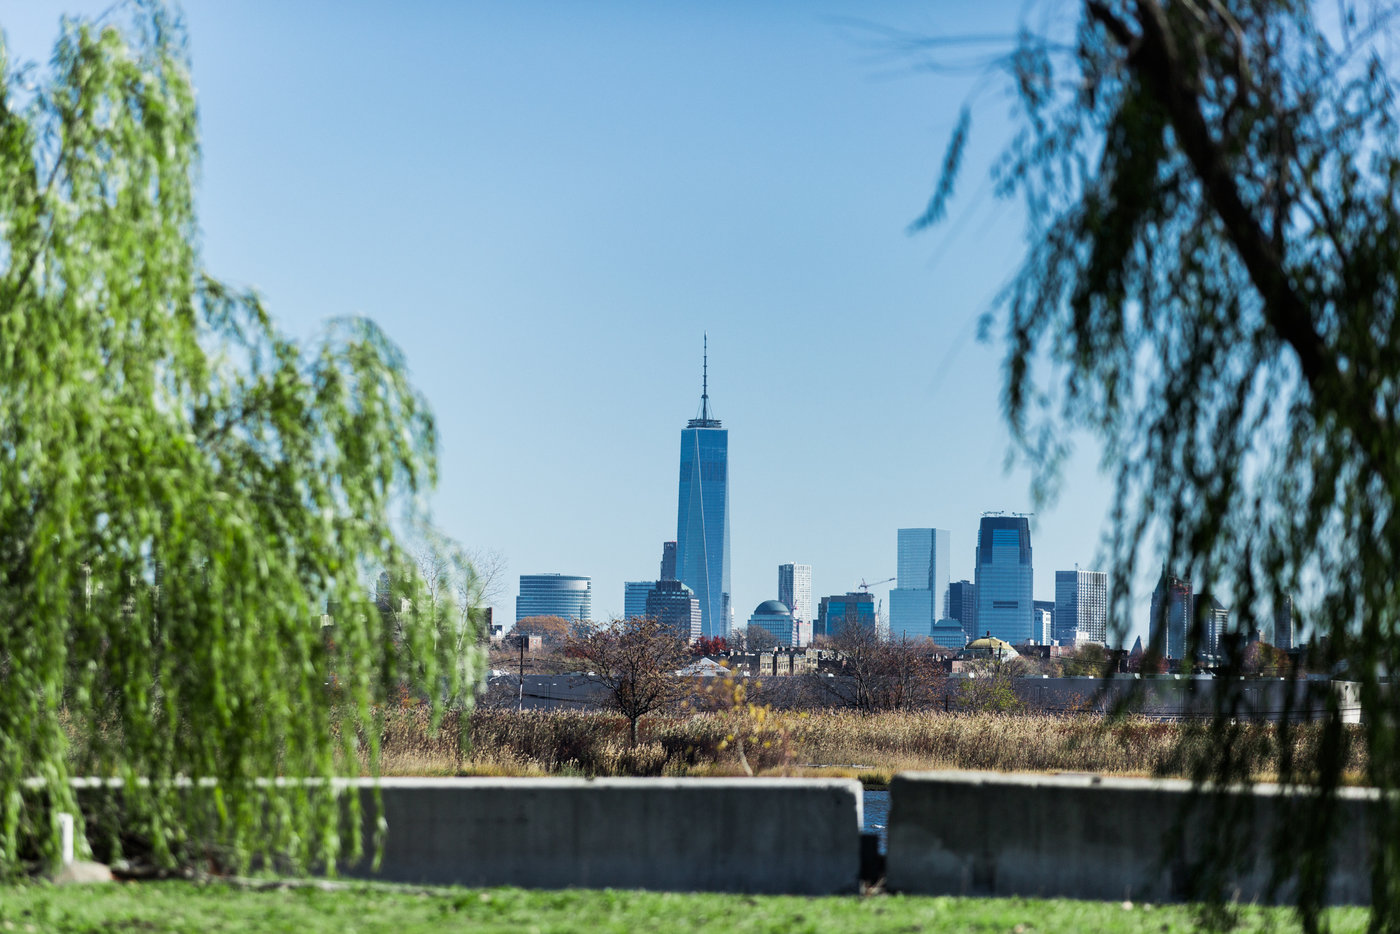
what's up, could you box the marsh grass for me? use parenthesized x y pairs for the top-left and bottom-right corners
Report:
(371, 708), (1368, 782)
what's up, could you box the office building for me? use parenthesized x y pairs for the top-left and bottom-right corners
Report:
(777, 563), (812, 625)
(948, 580), (976, 641)
(515, 574), (592, 623)
(816, 592), (876, 639)
(1033, 599), (1056, 641)
(1274, 595), (1294, 650)
(1034, 607), (1053, 644)
(1054, 569), (1109, 645)
(645, 579), (702, 643)
(1204, 596), (1229, 656)
(747, 600), (797, 647)
(660, 541), (677, 581)
(624, 581), (654, 621)
(974, 515), (1033, 644)
(1149, 568), (1193, 660)
(889, 528), (950, 640)
(675, 338), (731, 639)
(930, 618), (967, 650)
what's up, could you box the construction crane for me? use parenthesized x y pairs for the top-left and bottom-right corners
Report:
(857, 577), (895, 593)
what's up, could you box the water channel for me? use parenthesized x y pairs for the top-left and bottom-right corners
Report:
(862, 788), (889, 851)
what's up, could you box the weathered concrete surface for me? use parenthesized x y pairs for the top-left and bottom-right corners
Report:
(886, 771), (1377, 904)
(343, 777), (863, 894)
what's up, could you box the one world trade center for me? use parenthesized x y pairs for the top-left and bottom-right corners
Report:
(675, 337), (731, 639)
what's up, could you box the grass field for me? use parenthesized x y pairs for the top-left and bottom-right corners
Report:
(0, 881), (1372, 934)
(369, 707), (1367, 785)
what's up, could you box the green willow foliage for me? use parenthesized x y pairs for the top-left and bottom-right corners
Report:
(0, 6), (480, 873)
(921, 0), (1400, 927)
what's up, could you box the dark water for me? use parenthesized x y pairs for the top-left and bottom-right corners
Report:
(863, 788), (889, 851)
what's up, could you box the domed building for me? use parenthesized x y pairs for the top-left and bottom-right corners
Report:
(746, 599), (797, 647)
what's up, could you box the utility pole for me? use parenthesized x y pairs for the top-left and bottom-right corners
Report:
(517, 633), (526, 712)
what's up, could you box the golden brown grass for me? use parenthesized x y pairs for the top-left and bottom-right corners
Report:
(370, 707), (1367, 784)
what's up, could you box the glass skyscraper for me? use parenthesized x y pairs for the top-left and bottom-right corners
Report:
(973, 516), (1033, 643)
(777, 563), (812, 625)
(675, 339), (731, 639)
(515, 574), (592, 623)
(624, 581), (653, 621)
(889, 528), (950, 640)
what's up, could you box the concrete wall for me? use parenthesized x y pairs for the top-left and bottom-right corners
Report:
(342, 777), (863, 894)
(886, 771), (1375, 904)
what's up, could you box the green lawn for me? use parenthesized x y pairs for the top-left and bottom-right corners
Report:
(0, 881), (1371, 933)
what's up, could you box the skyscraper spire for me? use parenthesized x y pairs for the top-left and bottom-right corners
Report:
(687, 334), (721, 428)
(701, 333), (709, 423)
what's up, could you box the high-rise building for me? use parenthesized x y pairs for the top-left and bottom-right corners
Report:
(889, 528), (950, 640)
(1148, 567), (1192, 660)
(645, 579), (702, 642)
(1204, 596), (1229, 656)
(1274, 595), (1295, 650)
(747, 600), (797, 647)
(675, 337), (731, 639)
(948, 580), (976, 640)
(624, 581), (654, 620)
(660, 541), (677, 581)
(515, 574), (592, 623)
(930, 618), (967, 650)
(777, 563), (812, 625)
(974, 515), (1033, 644)
(816, 592), (876, 640)
(1034, 607), (1053, 644)
(1033, 599), (1056, 642)
(1054, 569), (1109, 645)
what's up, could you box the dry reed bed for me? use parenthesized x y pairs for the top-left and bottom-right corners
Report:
(373, 708), (1367, 782)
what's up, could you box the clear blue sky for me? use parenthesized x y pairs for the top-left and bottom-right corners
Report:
(6, 1), (1140, 641)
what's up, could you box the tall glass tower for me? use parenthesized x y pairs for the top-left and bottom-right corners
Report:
(974, 515), (1033, 643)
(889, 528), (950, 640)
(675, 337), (731, 639)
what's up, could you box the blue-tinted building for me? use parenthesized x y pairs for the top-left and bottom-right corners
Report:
(747, 600), (797, 647)
(973, 516), (1033, 644)
(889, 528), (950, 640)
(675, 339), (731, 639)
(515, 574), (592, 623)
(624, 581), (653, 621)
(817, 592), (877, 640)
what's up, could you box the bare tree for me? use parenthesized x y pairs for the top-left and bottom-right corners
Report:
(567, 617), (692, 746)
(815, 627), (947, 712)
(745, 624), (779, 652)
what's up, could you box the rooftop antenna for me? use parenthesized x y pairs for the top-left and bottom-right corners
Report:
(702, 333), (709, 423)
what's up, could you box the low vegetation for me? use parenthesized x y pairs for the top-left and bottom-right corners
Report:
(0, 880), (1371, 934)
(371, 707), (1368, 785)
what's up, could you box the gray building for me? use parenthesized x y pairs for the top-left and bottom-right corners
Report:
(1274, 595), (1294, 651)
(675, 339), (731, 639)
(777, 563), (812, 626)
(948, 580), (976, 641)
(974, 515), (1033, 644)
(1149, 568), (1193, 660)
(516, 574), (592, 623)
(889, 528), (950, 640)
(660, 541), (677, 581)
(645, 579), (702, 643)
(1054, 568), (1109, 645)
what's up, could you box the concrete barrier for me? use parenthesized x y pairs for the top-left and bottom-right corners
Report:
(342, 777), (863, 894)
(886, 771), (1376, 904)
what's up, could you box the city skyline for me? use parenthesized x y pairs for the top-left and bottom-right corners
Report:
(4, 2), (1133, 641)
